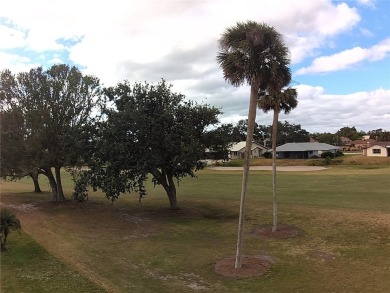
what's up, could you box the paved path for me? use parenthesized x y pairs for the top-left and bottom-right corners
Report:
(208, 166), (327, 172)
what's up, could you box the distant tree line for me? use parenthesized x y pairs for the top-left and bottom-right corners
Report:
(210, 122), (389, 149)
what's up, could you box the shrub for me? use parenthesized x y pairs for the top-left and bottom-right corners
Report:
(263, 152), (272, 159)
(321, 151), (335, 159)
(1, 208), (21, 251)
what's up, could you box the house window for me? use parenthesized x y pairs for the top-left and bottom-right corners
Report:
(233, 151), (238, 156)
(373, 149), (381, 154)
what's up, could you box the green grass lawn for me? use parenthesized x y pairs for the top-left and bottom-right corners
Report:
(1, 163), (390, 292)
(1, 232), (104, 292)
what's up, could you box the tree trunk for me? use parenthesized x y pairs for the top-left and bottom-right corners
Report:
(1, 232), (8, 251)
(235, 83), (259, 269)
(154, 169), (178, 209)
(41, 167), (58, 201)
(271, 109), (280, 232)
(29, 171), (42, 193)
(54, 166), (65, 202)
(166, 174), (178, 209)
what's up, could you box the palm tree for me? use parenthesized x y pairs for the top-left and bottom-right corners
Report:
(258, 88), (298, 232)
(217, 21), (291, 268)
(0, 208), (21, 251)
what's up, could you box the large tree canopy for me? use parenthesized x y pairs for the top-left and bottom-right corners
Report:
(336, 126), (363, 141)
(0, 65), (101, 201)
(77, 80), (221, 209)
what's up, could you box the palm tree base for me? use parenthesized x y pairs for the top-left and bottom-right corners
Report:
(215, 255), (274, 278)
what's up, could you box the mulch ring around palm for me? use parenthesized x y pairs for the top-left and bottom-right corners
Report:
(214, 255), (274, 278)
(253, 224), (304, 239)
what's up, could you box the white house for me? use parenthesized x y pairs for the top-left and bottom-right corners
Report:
(363, 142), (390, 157)
(275, 142), (340, 159)
(229, 141), (268, 159)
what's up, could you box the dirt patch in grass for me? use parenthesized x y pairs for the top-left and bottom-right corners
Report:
(253, 224), (304, 239)
(136, 206), (205, 219)
(214, 255), (274, 278)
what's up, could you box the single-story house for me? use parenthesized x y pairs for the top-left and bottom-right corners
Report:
(276, 142), (340, 159)
(229, 141), (268, 159)
(363, 142), (390, 157)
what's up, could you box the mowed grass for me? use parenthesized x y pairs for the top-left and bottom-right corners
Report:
(1, 161), (390, 292)
(1, 232), (104, 293)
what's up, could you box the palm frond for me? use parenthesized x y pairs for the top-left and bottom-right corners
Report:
(217, 21), (291, 89)
(258, 87), (298, 114)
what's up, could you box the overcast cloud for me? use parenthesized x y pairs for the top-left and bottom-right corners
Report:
(0, 0), (389, 133)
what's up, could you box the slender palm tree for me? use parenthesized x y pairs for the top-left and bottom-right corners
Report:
(0, 208), (21, 251)
(258, 88), (298, 232)
(217, 21), (291, 268)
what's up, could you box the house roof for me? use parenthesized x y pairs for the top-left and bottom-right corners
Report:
(276, 142), (340, 152)
(230, 141), (267, 152)
(351, 139), (376, 145)
(367, 141), (390, 148)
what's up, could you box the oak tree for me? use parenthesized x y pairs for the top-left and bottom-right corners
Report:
(77, 80), (221, 209)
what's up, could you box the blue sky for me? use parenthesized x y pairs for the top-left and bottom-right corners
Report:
(0, 0), (389, 133)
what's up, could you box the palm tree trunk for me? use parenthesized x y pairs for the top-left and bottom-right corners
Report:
(271, 109), (280, 232)
(235, 83), (258, 269)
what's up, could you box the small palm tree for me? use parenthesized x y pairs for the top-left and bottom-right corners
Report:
(1, 208), (21, 251)
(258, 88), (298, 232)
(217, 21), (291, 268)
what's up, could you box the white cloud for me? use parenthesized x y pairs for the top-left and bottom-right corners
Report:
(357, 0), (375, 7)
(279, 85), (390, 132)
(0, 25), (26, 49)
(296, 38), (390, 75)
(0, 0), (361, 79)
(0, 52), (39, 73)
(1, 0), (387, 133)
(48, 57), (64, 64)
(360, 28), (374, 37)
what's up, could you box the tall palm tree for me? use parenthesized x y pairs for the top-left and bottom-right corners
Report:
(217, 21), (291, 268)
(0, 208), (21, 251)
(258, 88), (298, 232)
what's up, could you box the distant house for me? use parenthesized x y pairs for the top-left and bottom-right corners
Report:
(340, 136), (352, 145)
(229, 141), (268, 159)
(350, 139), (376, 151)
(363, 142), (390, 157)
(276, 142), (340, 159)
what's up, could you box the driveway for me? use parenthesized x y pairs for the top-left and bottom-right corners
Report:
(208, 166), (327, 172)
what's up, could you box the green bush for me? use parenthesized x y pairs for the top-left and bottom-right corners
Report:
(263, 152), (272, 159)
(321, 151), (335, 159)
